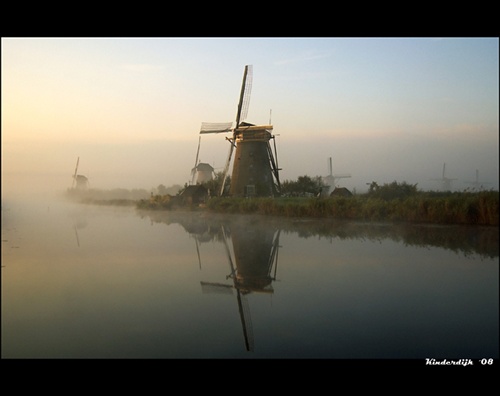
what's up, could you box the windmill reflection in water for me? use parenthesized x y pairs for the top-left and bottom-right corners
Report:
(200, 222), (281, 352)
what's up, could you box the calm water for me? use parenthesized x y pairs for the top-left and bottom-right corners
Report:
(2, 198), (498, 359)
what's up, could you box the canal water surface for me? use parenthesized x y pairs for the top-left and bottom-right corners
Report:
(2, 198), (498, 360)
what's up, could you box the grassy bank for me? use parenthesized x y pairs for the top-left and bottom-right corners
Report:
(203, 191), (499, 226)
(137, 190), (498, 226)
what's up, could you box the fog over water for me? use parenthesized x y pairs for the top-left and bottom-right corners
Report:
(2, 195), (498, 359)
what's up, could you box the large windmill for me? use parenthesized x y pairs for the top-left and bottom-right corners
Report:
(71, 157), (89, 190)
(431, 163), (457, 191)
(199, 65), (281, 197)
(322, 157), (351, 195)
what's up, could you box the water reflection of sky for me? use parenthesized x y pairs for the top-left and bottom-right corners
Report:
(2, 200), (498, 359)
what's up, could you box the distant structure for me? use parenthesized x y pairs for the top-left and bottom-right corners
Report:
(199, 65), (281, 197)
(431, 163), (457, 191)
(71, 157), (89, 190)
(330, 187), (353, 197)
(190, 136), (215, 185)
(465, 169), (490, 191)
(322, 157), (351, 196)
(192, 162), (215, 184)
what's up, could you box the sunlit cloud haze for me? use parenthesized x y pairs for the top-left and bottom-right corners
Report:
(2, 37), (498, 200)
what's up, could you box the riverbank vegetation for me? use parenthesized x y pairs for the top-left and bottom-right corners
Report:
(138, 180), (499, 226)
(204, 191), (498, 225)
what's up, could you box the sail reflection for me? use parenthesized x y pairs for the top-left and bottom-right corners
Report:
(69, 209), (88, 248)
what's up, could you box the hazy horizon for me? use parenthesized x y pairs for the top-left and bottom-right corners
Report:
(2, 37), (498, 201)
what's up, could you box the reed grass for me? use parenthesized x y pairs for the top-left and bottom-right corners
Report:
(203, 191), (499, 226)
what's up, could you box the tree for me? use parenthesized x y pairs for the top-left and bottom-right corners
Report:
(201, 171), (230, 197)
(366, 181), (418, 200)
(157, 184), (167, 195)
(281, 175), (326, 196)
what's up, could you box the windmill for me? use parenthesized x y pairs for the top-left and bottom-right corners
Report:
(71, 157), (89, 190)
(200, 223), (281, 352)
(431, 163), (457, 191)
(190, 136), (215, 185)
(322, 157), (351, 195)
(199, 65), (281, 197)
(465, 169), (490, 191)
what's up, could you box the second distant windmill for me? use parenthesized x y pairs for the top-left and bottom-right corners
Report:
(431, 163), (457, 191)
(322, 157), (351, 194)
(71, 157), (89, 190)
(464, 169), (490, 191)
(190, 136), (215, 185)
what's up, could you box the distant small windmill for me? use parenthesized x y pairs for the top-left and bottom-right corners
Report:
(431, 163), (457, 191)
(465, 169), (490, 191)
(322, 157), (351, 194)
(190, 136), (215, 185)
(71, 157), (89, 190)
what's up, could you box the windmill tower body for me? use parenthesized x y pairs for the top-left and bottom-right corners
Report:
(230, 125), (277, 197)
(194, 163), (214, 184)
(75, 175), (89, 190)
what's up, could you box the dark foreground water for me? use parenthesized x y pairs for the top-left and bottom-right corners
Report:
(2, 198), (498, 360)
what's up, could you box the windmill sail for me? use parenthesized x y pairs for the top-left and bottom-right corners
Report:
(72, 157), (79, 188)
(200, 122), (233, 134)
(191, 136), (202, 184)
(235, 64), (252, 126)
(198, 65), (252, 135)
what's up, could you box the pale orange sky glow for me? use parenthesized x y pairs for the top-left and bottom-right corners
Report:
(2, 37), (498, 201)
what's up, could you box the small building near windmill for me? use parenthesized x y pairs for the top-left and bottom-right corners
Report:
(180, 185), (208, 206)
(194, 163), (214, 184)
(330, 187), (352, 197)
